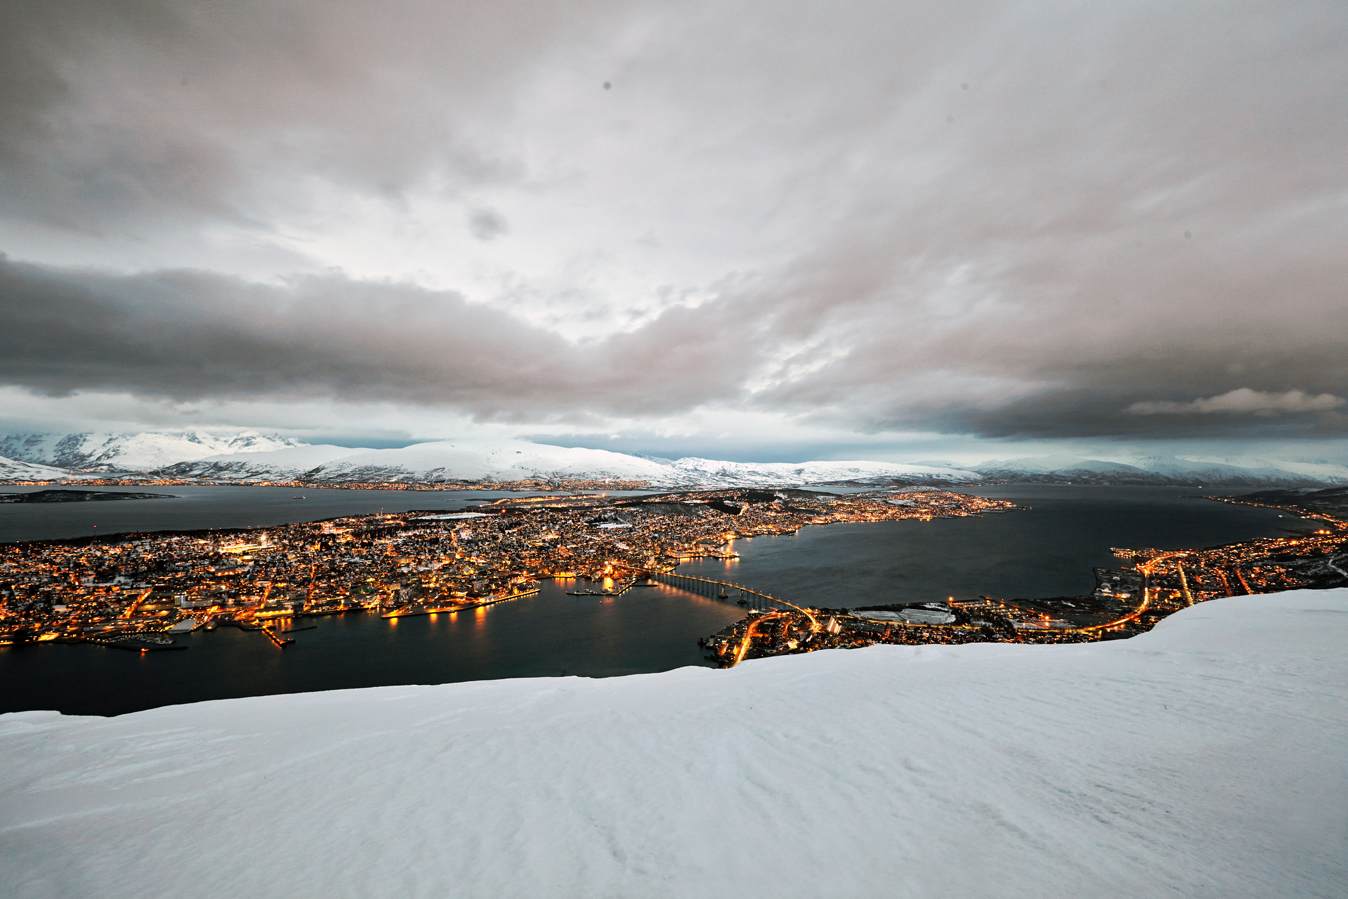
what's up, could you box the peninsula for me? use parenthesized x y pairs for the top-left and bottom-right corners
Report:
(0, 489), (1011, 648)
(0, 489), (175, 503)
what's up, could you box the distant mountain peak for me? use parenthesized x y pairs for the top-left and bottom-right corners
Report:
(0, 432), (1343, 487)
(0, 430), (308, 472)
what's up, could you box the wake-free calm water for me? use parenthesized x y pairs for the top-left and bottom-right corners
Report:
(0, 485), (1296, 716)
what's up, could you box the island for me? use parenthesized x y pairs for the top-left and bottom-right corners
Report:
(0, 489), (175, 503)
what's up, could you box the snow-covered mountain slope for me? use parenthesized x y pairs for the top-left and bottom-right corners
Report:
(2, 431), (1344, 487)
(159, 439), (679, 484)
(1220, 457), (1348, 484)
(155, 443), (367, 480)
(330, 440), (679, 483)
(0, 431), (304, 471)
(156, 440), (982, 486)
(662, 456), (979, 486)
(3, 589), (1343, 899)
(972, 454), (1340, 486)
(0, 455), (79, 482)
(974, 455), (1148, 475)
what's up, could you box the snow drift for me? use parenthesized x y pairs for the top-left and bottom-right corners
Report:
(2, 590), (1344, 899)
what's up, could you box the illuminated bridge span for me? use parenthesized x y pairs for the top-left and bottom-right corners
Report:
(653, 572), (816, 624)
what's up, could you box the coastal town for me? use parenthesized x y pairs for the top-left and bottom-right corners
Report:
(0, 488), (1014, 650)
(2, 485), (1346, 666)
(703, 488), (1348, 666)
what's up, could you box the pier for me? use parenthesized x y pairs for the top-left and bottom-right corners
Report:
(567, 578), (637, 597)
(259, 624), (294, 648)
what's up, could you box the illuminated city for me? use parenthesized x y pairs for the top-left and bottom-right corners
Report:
(0, 489), (1013, 650)
(4, 486), (1346, 665)
(705, 489), (1348, 665)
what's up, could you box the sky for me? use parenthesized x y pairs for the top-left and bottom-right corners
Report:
(1, 0), (1346, 463)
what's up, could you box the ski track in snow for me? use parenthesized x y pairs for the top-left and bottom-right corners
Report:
(1, 590), (1346, 899)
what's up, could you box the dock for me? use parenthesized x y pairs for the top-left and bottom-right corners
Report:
(382, 588), (540, 618)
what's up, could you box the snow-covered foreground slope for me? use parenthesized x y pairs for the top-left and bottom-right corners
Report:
(3, 591), (1345, 899)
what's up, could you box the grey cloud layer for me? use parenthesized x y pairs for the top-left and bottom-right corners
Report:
(0, 0), (620, 230)
(2, 0), (1346, 442)
(0, 256), (765, 420)
(5, 251), (1346, 439)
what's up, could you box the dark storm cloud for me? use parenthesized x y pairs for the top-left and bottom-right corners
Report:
(0, 255), (767, 419)
(0, 0), (616, 230)
(736, 230), (1348, 439)
(2, 233), (1346, 439)
(2, 0), (1346, 445)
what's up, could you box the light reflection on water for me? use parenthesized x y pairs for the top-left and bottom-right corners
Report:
(0, 485), (1295, 716)
(678, 485), (1292, 608)
(0, 485), (657, 544)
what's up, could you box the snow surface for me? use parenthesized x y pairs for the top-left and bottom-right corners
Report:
(0, 431), (304, 472)
(972, 454), (1345, 486)
(3, 590), (1345, 899)
(0, 457), (80, 482)
(149, 438), (983, 487)
(317, 439), (679, 483)
(661, 456), (979, 486)
(854, 608), (956, 625)
(5, 431), (1344, 487)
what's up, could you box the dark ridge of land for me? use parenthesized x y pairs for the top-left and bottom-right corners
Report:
(0, 489), (176, 504)
(1228, 485), (1348, 519)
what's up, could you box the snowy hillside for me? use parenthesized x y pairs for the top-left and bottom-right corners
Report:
(0, 456), (78, 482)
(2, 590), (1344, 899)
(319, 440), (679, 483)
(2, 431), (1344, 487)
(0, 431), (304, 471)
(156, 440), (982, 487)
(972, 454), (1340, 487)
(661, 456), (979, 486)
(159, 440), (677, 484)
(154, 443), (368, 480)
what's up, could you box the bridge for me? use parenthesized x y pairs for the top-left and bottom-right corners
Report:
(651, 571), (816, 625)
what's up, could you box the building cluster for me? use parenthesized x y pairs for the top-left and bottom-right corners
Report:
(1112, 516), (1348, 603)
(5, 478), (655, 491)
(0, 488), (1016, 648)
(9, 482), (1336, 663)
(702, 494), (1348, 667)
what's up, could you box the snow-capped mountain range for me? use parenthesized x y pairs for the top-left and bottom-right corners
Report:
(971, 454), (1348, 487)
(0, 431), (304, 472)
(0, 431), (1344, 487)
(156, 440), (982, 487)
